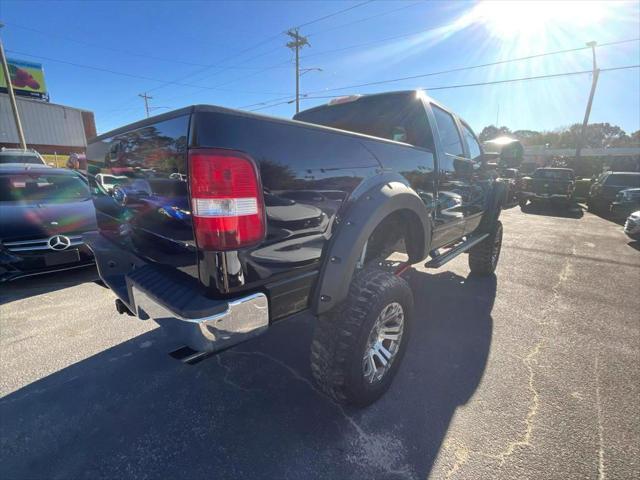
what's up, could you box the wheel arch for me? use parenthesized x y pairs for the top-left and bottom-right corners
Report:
(311, 179), (432, 315)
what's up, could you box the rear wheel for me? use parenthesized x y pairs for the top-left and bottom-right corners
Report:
(310, 269), (413, 407)
(468, 220), (503, 275)
(519, 198), (528, 209)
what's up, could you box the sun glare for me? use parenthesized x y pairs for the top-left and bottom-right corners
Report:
(469, 0), (607, 41)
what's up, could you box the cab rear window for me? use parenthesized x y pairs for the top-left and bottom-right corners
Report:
(295, 94), (435, 150)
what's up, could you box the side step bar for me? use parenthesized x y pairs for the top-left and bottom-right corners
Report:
(424, 233), (489, 269)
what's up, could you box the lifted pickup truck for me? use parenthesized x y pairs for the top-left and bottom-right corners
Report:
(86, 91), (506, 406)
(519, 167), (575, 210)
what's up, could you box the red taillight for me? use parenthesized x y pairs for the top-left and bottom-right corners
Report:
(188, 148), (265, 251)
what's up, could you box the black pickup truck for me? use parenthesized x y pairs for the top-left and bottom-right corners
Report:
(519, 167), (575, 209)
(85, 91), (506, 406)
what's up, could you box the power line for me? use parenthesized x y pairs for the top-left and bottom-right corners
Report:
(294, 0), (375, 29)
(142, 0), (376, 95)
(3, 22), (261, 69)
(244, 38), (640, 111)
(305, 1), (426, 37)
(304, 37), (640, 95)
(248, 64), (640, 112)
(4, 49), (291, 96)
(249, 99), (296, 112)
(102, 1), (379, 119)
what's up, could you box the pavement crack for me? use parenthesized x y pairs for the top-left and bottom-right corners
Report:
(494, 341), (542, 466)
(594, 353), (606, 480)
(444, 439), (470, 479)
(215, 355), (254, 393)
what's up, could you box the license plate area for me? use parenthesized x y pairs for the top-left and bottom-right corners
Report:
(44, 249), (80, 266)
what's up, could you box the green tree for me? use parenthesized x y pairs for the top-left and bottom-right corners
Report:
(478, 125), (512, 142)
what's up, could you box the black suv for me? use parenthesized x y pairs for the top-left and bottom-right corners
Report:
(588, 171), (640, 214)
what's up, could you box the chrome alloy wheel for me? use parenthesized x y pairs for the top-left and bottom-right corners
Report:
(362, 302), (405, 384)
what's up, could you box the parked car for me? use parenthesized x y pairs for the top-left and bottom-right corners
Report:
(519, 167), (575, 209)
(497, 168), (520, 208)
(0, 165), (97, 281)
(610, 188), (640, 220)
(0, 147), (46, 165)
(588, 172), (640, 214)
(85, 91), (507, 406)
(623, 210), (640, 241)
(94, 173), (129, 194)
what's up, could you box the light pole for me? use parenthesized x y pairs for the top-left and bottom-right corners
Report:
(0, 22), (27, 150)
(575, 41), (600, 162)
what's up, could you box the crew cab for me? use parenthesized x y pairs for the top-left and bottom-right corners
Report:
(85, 91), (506, 406)
(519, 167), (575, 209)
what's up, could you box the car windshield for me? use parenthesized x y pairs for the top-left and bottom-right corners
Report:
(533, 169), (574, 180)
(0, 153), (43, 164)
(0, 172), (90, 203)
(604, 174), (640, 187)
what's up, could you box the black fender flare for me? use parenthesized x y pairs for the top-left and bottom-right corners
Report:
(477, 180), (507, 233)
(312, 178), (432, 315)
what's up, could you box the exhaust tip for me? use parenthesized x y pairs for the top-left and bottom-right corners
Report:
(115, 298), (135, 316)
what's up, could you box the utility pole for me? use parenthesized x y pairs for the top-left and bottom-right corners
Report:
(139, 92), (153, 118)
(575, 41), (600, 162)
(286, 28), (309, 114)
(0, 23), (27, 150)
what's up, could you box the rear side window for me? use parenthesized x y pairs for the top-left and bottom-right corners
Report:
(461, 123), (482, 161)
(0, 173), (90, 203)
(605, 174), (640, 187)
(431, 105), (464, 157)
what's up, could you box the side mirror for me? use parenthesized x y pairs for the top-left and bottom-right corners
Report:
(483, 152), (500, 162)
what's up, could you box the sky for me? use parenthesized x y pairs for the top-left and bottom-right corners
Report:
(1, 0), (639, 136)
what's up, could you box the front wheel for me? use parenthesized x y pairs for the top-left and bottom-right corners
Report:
(519, 198), (528, 209)
(310, 269), (413, 407)
(468, 220), (503, 275)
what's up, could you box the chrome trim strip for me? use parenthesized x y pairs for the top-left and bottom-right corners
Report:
(4, 235), (83, 246)
(5, 239), (84, 252)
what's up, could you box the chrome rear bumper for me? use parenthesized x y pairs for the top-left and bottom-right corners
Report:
(84, 231), (269, 353)
(131, 286), (269, 353)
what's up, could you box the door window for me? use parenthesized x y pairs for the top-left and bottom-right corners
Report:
(432, 105), (464, 157)
(461, 123), (482, 161)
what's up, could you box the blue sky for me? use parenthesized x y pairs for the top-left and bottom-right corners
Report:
(1, 0), (639, 135)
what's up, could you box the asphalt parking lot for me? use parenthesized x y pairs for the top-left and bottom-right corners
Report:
(1, 206), (639, 480)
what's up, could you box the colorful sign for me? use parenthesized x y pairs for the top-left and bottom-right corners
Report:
(0, 58), (48, 100)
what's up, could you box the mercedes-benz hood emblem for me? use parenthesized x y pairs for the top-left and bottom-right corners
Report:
(48, 235), (72, 251)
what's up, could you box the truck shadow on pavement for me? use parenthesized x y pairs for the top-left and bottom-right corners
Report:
(520, 202), (584, 219)
(0, 270), (495, 480)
